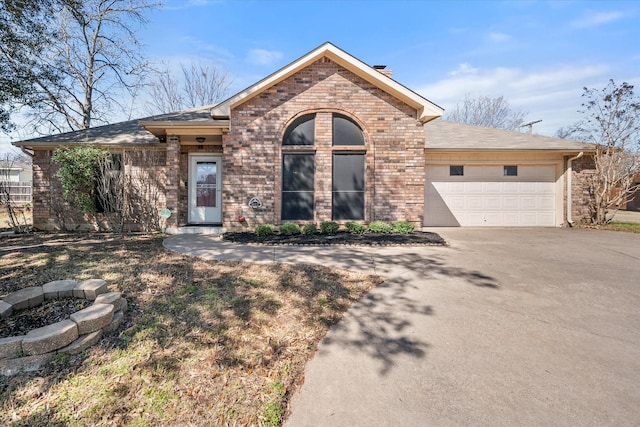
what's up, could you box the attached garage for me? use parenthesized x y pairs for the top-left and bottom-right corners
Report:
(423, 120), (592, 228)
(425, 163), (561, 226)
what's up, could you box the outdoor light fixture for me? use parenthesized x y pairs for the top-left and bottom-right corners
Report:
(195, 137), (206, 143)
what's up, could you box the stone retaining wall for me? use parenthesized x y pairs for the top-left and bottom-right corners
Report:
(0, 279), (127, 376)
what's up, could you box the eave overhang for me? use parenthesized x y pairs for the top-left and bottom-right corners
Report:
(139, 120), (230, 137)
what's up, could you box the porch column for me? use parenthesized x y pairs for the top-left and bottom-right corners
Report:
(165, 135), (180, 228)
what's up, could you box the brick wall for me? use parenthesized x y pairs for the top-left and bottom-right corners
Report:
(222, 57), (425, 230)
(570, 154), (596, 223)
(31, 150), (51, 230)
(31, 147), (169, 231)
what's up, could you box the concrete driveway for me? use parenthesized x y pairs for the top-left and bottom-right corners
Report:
(285, 228), (640, 426)
(164, 228), (640, 426)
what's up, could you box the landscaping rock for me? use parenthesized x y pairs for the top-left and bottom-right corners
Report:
(22, 319), (78, 356)
(43, 280), (79, 299)
(58, 330), (102, 355)
(0, 300), (12, 319)
(3, 287), (44, 310)
(94, 291), (122, 310)
(0, 353), (54, 376)
(74, 279), (108, 300)
(104, 310), (124, 333)
(0, 336), (23, 359)
(120, 298), (128, 313)
(70, 303), (114, 335)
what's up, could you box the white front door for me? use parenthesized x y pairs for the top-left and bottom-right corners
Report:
(189, 155), (222, 224)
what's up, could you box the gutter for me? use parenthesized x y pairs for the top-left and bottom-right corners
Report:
(566, 151), (584, 226)
(20, 148), (34, 158)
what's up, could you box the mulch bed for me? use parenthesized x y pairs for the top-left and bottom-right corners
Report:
(0, 297), (92, 338)
(223, 230), (447, 246)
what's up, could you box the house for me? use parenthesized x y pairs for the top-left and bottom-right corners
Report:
(0, 159), (32, 203)
(12, 42), (594, 232)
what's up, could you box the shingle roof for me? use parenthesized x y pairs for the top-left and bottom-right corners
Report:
(425, 120), (592, 151)
(12, 105), (220, 147)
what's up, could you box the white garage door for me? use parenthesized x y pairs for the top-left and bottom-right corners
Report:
(425, 164), (557, 227)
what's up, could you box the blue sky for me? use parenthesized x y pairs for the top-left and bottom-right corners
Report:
(2, 0), (639, 153)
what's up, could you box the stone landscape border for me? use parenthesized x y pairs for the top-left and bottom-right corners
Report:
(0, 279), (127, 376)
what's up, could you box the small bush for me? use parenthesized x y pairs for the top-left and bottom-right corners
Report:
(345, 221), (367, 234)
(279, 222), (301, 235)
(320, 221), (339, 234)
(368, 221), (393, 233)
(255, 224), (275, 236)
(301, 223), (318, 234)
(392, 221), (415, 234)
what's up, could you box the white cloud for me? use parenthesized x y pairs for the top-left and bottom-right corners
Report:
(449, 63), (479, 76)
(571, 10), (624, 28)
(246, 49), (284, 66)
(418, 63), (611, 136)
(488, 32), (511, 43)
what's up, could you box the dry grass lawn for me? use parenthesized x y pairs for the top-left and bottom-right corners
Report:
(0, 233), (382, 426)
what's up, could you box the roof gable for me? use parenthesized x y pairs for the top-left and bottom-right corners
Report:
(211, 42), (443, 123)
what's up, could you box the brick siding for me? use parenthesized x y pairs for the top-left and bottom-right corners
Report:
(570, 154), (596, 223)
(222, 58), (425, 230)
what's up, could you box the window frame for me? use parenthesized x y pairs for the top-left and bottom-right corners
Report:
(281, 152), (316, 221)
(449, 165), (464, 176)
(504, 165), (518, 177)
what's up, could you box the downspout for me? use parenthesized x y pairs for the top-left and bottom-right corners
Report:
(566, 151), (584, 226)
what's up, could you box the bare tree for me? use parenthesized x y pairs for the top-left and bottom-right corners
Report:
(576, 80), (640, 223)
(446, 94), (527, 131)
(96, 149), (165, 233)
(18, 0), (158, 134)
(146, 61), (231, 114)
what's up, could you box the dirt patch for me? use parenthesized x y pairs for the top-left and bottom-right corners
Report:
(223, 230), (447, 246)
(0, 298), (92, 338)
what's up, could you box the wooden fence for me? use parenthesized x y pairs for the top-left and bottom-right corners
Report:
(0, 182), (32, 203)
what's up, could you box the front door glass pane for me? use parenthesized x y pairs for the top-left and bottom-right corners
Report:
(196, 162), (217, 207)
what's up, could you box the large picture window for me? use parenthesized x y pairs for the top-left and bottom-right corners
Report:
(282, 154), (315, 220)
(332, 153), (365, 220)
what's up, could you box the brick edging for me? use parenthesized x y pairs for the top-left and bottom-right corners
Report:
(0, 279), (127, 376)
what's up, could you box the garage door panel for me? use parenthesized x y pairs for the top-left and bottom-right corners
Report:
(503, 196), (519, 209)
(538, 196), (555, 209)
(425, 164), (558, 227)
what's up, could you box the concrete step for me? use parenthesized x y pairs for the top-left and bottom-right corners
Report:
(166, 226), (226, 235)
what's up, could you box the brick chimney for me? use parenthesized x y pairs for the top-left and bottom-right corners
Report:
(373, 65), (393, 78)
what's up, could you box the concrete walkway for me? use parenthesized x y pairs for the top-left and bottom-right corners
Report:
(163, 228), (640, 426)
(612, 209), (640, 223)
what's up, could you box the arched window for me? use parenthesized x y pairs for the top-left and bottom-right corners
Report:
(283, 114), (315, 146)
(333, 114), (365, 146)
(282, 114), (315, 220)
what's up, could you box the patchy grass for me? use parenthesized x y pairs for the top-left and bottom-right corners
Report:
(576, 221), (640, 233)
(0, 205), (32, 232)
(0, 233), (382, 426)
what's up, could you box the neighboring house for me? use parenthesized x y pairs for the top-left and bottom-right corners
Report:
(0, 159), (33, 203)
(13, 42), (594, 232)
